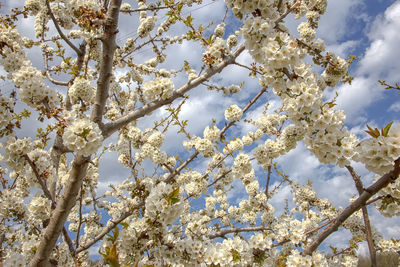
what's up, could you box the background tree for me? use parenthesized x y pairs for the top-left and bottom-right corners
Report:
(0, 0), (399, 266)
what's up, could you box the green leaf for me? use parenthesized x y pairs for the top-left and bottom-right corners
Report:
(381, 121), (393, 137)
(80, 128), (91, 138)
(120, 222), (129, 229)
(166, 187), (180, 205)
(231, 249), (241, 262)
(365, 124), (380, 138)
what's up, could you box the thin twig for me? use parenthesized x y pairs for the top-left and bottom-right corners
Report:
(265, 162), (272, 198)
(75, 210), (133, 253)
(208, 226), (271, 239)
(234, 62), (263, 75)
(24, 155), (53, 201)
(41, 30), (68, 86)
(123, 5), (176, 13)
(365, 195), (389, 206)
(46, 0), (82, 55)
(76, 184), (84, 249)
(275, 0), (299, 25)
(272, 219), (332, 248)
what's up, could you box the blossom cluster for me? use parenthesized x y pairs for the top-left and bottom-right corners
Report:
(321, 52), (349, 87)
(225, 0), (276, 18)
(12, 63), (59, 109)
(224, 104), (243, 122)
(69, 77), (95, 105)
(62, 118), (103, 156)
(354, 124), (400, 175)
(202, 37), (230, 67)
(297, 21), (316, 41)
(0, 26), (27, 73)
(137, 16), (157, 38)
(26, 148), (56, 186)
(203, 125), (221, 142)
(194, 137), (214, 157)
(68, 0), (103, 14)
(233, 153), (252, 177)
(142, 77), (174, 101)
(120, 3), (131, 13)
(0, 188), (26, 220)
(227, 34), (238, 49)
(27, 195), (51, 226)
(286, 250), (328, 267)
(255, 114), (283, 135)
(214, 23), (225, 37)
(127, 130), (175, 168)
(181, 171), (208, 198)
(242, 17), (305, 70)
(3, 136), (33, 172)
(305, 110), (358, 167)
(0, 96), (14, 129)
(0, 26), (59, 110)
(374, 168), (400, 217)
(24, 0), (44, 16)
(145, 182), (184, 225)
(223, 138), (244, 155)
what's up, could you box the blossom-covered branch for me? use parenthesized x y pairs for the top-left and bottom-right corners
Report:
(303, 158), (400, 255)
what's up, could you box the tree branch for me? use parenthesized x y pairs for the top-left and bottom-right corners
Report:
(24, 155), (53, 200)
(208, 226), (271, 239)
(46, 0), (81, 55)
(164, 85), (266, 185)
(91, 0), (122, 127)
(42, 49), (69, 86)
(75, 210), (133, 253)
(346, 165), (377, 267)
(75, 184), (84, 249)
(24, 154), (76, 258)
(272, 219), (332, 248)
(303, 158), (400, 255)
(102, 44), (246, 138)
(122, 5), (176, 13)
(30, 154), (90, 266)
(265, 162), (272, 198)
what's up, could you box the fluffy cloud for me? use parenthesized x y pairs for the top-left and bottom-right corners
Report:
(358, 1), (400, 80)
(327, 1), (400, 123)
(317, 0), (365, 43)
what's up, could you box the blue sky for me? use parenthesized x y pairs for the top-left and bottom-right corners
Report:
(1, 0), (400, 259)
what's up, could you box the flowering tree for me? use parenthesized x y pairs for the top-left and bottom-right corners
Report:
(0, 0), (399, 266)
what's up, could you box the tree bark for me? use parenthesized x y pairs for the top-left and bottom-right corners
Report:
(30, 154), (89, 266)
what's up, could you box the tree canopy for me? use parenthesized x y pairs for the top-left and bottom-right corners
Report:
(0, 0), (399, 266)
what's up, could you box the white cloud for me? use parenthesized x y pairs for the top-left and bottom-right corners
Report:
(269, 184), (294, 216)
(324, 228), (353, 250)
(389, 101), (400, 112)
(317, 0), (365, 44)
(276, 143), (356, 207)
(326, 1), (400, 123)
(326, 40), (360, 58)
(278, 142), (322, 183)
(357, 1), (400, 81)
(333, 77), (382, 124)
